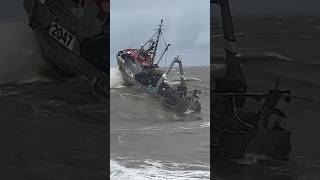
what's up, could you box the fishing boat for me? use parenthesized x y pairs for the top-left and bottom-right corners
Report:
(212, 0), (291, 160)
(23, 0), (109, 94)
(116, 19), (201, 112)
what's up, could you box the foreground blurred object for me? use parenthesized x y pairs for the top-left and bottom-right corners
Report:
(211, 0), (292, 160)
(23, 0), (109, 95)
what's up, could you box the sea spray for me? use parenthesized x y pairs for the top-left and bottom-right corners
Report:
(0, 21), (50, 84)
(110, 159), (210, 180)
(110, 68), (125, 88)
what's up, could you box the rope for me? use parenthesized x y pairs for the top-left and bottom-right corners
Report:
(161, 32), (168, 47)
(165, 50), (168, 69)
(232, 95), (254, 128)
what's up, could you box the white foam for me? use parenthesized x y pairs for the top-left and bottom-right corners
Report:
(237, 52), (293, 62)
(0, 21), (49, 84)
(110, 68), (125, 88)
(264, 52), (293, 61)
(110, 159), (210, 180)
(165, 77), (201, 85)
(19, 76), (52, 84)
(185, 77), (202, 82)
(231, 153), (271, 165)
(200, 122), (210, 128)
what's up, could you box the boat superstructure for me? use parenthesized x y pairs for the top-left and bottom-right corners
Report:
(116, 19), (201, 112)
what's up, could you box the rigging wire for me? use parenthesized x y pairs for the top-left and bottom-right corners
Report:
(131, 21), (169, 66)
(159, 37), (164, 67)
(161, 30), (169, 69)
(165, 49), (168, 69)
(132, 31), (158, 57)
(154, 31), (171, 66)
(161, 31), (168, 47)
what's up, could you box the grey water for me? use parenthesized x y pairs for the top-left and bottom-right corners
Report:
(110, 66), (210, 179)
(0, 21), (108, 179)
(3, 11), (320, 180)
(213, 16), (320, 180)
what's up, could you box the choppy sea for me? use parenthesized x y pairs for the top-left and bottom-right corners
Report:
(110, 66), (210, 179)
(213, 16), (320, 180)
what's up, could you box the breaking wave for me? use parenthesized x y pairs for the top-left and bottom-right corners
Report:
(236, 51), (293, 62)
(110, 68), (125, 88)
(110, 159), (210, 180)
(0, 21), (50, 84)
(214, 51), (293, 62)
(165, 77), (202, 85)
(231, 153), (271, 165)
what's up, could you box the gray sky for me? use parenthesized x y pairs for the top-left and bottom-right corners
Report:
(110, 0), (210, 67)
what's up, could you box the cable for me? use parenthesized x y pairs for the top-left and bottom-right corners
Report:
(232, 96), (254, 128)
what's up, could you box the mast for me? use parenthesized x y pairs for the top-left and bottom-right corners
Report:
(151, 19), (164, 63)
(212, 0), (247, 91)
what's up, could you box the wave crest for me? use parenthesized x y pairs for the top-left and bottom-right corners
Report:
(110, 68), (125, 88)
(0, 21), (50, 84)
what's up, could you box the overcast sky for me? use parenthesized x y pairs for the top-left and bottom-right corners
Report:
(110, 0), (210, 67)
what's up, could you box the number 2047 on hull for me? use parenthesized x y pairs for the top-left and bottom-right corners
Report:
(49, 21), (76, 51)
